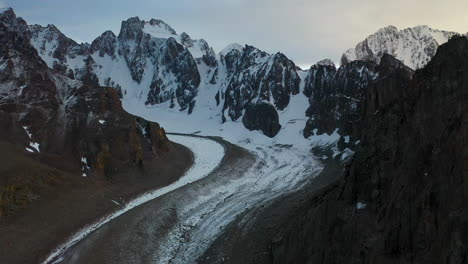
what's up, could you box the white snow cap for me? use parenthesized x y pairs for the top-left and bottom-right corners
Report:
(342, 25), (459, 70)
(219, 43), (244, 56)
(142, 19), (177, 39)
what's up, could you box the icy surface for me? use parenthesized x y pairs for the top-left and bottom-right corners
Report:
(42, 135), (224, 264)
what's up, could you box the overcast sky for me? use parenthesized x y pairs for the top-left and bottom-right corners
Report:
(3, 0), (467, 68)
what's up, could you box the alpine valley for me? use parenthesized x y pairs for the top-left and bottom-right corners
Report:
(0, 7), (466, 264)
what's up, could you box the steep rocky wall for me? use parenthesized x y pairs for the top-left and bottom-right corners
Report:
(269, 36), (468, 264)
(0, 9), (172, 218)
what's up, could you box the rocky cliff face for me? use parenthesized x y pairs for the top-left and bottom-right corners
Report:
(216, 45), (301, 137)
(26, 15), (303, 137)
(341, 25), (459, 70)
(0, 8), (170, 218)
(267, 36), (468, 264)
(28, 16), (205, 113)
(27, 12), (464, 140)
(303, 59), (381, 140)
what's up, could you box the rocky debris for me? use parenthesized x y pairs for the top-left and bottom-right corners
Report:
(267, 36), (468, 264)
(242, 102), (281, 138)
(341, 25), (459, 70)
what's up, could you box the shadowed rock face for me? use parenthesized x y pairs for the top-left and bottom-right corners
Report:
(220, 46), (301, 123)
(200, 36), (467, 264)
(242, 102), (281, 138)
(267, 36), (468, 264)
(0, 9), (171, 218)
(303, 60), (380, 138)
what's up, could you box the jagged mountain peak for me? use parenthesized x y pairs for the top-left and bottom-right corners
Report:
(147, 18), (177, 35)
(315, 59), (336, 68)
(0, 7), (13, 13)
(116, 16), (214, 60)
(142, 18), (178, 39)
(0, 7), (15, 18)
(99, 30), (117, 38)
(375, 25), (398, 33)
(341, 25), (459, 69)
(0, 7), (28, 33)
(29, 23), (76, 43)
(219, 43), (244, 57)
(90, 30), (117, 57)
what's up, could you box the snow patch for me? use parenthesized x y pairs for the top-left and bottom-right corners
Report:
(81, 157), (90, 177)
(356, 202), (367, 209)
(23, 126), (40, 153)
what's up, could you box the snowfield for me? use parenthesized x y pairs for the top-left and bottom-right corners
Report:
(42, 135), (225, 264)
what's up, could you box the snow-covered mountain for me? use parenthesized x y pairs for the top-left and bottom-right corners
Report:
(27, 15), (306, 137)
(7, 8), (464, 140)
(341, 25), (459, 70)
(29, 17), (216, 114)
(0, 8), (170, 178)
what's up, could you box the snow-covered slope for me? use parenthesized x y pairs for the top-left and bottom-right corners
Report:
(28, 17), (308, 137)
(28, 16), (216, 114)
(23, 10), (462, 142)
(0, 8), (171, 178)
(341, 25), (459, 69)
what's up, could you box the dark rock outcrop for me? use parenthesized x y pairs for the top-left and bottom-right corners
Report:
(90, 30), (117, 58)
(269, 36), (468, 264)
(242, 102), (281, 138)
(0, 9), (171, 218)
(220, 45), (300, 130)
(200, 36), (467, 264)
(303, 60), (381, 138)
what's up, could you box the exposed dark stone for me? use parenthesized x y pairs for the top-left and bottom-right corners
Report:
(0, 8), (171, 188)
(225, 36), (468, 264)
(242, 103), (281, 138)
(90, 30), (117, 58)
(220, 46), (300, 133)
(303, 59), (385, 138)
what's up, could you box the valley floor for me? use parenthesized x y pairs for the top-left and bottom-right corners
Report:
(0, 141), (192, 264)
(45, 132), (325, 263)
(35, 94), (341, 263)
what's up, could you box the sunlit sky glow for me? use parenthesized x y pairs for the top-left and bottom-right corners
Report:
(3, 0), (467, 68)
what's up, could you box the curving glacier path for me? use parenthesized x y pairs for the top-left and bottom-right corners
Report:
(43, 93), (340, 263)
(43, 135), (225, 264)
(45, 134), (324, 264)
